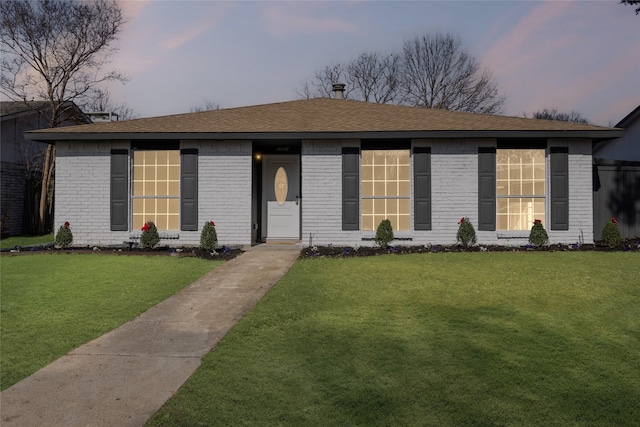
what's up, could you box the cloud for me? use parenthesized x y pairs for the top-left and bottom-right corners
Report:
(483, 1), (574, 86)
(163, 23), (213, 50)
(162, 4), (231, 50)
(265, 4), (358, 37)
(117, 0), (151, 22)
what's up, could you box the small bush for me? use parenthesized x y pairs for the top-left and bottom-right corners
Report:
(54, 221), (73, 248)
(374, 219), (394, 249)
(528, 220), (549, 247)
(200, 221), (218, 252)
(140, 221), (160, 249)
(456, 217), (477, 247)
(601, 217), (621, 247)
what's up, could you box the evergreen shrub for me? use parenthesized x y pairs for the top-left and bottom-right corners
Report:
(54, 221), (73, 248)
(601, 217), (621, 247)
(200, 221), (218, 252)
(528, 219), (549, 247)
(140, 221), (160, 249)
(456, 217), (477, 247)
(375, 219), (394, 249)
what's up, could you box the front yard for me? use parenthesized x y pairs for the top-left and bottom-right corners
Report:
(0, 254), (220, 390)
(147, 252), (639, 426)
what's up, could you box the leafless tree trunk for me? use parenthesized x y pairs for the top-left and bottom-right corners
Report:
(1, 0), (126, 234)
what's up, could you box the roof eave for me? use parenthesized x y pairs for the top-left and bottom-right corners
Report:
(24, 129), (625, 143)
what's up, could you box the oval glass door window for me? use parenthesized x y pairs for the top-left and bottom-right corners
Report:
(274, 166), (288, 205)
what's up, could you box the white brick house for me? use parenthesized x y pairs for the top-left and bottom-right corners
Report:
(25, 98), (622, 248)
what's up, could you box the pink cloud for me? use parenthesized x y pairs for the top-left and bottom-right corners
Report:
(265, 4), (357, 37)
(483, 1), (574, 87)
(117, 0), (150, 22)
(163, 4), (230, 51)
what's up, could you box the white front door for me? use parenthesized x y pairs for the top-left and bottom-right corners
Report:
(262, 155), (300, 241)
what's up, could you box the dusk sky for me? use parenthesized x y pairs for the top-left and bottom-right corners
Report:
(110, 0), (639, 126)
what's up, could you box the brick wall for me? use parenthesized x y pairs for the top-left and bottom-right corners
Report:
(56, 140), (253, 247)
(55, 138), (594, 248)
(185, 140), (252, 246)
(55, 141), (128, 246)
(301, 139), (362, 246)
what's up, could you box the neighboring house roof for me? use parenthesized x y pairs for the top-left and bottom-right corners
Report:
(25, 98), (623, 142)
(615, 104), (640, 128)
(1, 101), (51, 117)
(1, 100), (91, 124)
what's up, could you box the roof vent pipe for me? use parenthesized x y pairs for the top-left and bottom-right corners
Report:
(332, 83), (346, 100)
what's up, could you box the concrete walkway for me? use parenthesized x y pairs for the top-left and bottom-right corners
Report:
(1, 245), (301, 427)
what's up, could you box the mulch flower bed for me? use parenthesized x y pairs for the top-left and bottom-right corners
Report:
(301, 240), (640, 258)
(2, 245), (244, 261)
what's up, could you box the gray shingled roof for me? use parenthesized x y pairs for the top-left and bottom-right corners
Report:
(25, 98), (622, 141)
(1, 101), (50, 117)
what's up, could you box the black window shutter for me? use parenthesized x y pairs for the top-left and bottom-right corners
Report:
(478, 147), (496, 231)
(550, 147), (569, 230)
(342, 147), (360, 230)
(110, 149), (129, 231)
(413, 147), (431, 230)
(181, 149), (198, 231)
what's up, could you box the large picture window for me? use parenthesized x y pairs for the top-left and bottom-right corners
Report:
(361, 150), (410, 231)
(496, 149), (545, 230)
(132, 150), (180, 230)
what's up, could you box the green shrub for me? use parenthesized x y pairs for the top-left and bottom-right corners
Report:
(601, 217), (621, 247)
(200, 221), (218, 252)
(374, 219), (394, 249)
(456, 217), (477, 247)
(54, 221), (73, 248)
(140, 221), (160, 249)
(528, 219), (549, 247)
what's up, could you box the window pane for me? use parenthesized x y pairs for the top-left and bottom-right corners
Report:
(362, 165), (373, 181)
(168, 181), (180, 196)
(387, 199), (397, 215)
(362, 151), (373, 166)
(374, 199), (385, 214)
(168, 215), (180, 230)
(399, 166), (410, 181)
(386, 182), (398, 197)
(362, 199), (373, 215)
(374, 165), (385, 180)
(399, 215), (410, 231)
(362, 215), (373, 231)
(399, 181), (410, 197)
(362, 181), (373, 197)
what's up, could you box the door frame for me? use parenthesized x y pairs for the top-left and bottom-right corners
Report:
(252, 142), (302, 244)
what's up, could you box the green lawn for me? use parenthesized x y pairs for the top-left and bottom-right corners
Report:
(147, 252), (640, 426)
(0, 233), (54, 250)
(0, 254), (221, 390)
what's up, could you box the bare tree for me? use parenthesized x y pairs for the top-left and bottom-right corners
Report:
(347, 52), (404, 104)
(528, 108), (590, 124)
(1, 0), (126, 234)
(620, 0), (640, 14)
(190, 99), (221, 113)
(82, 89), (139, 121)
(401, 33), (504, 114)
(296, 32), (504, 114)
(296, 62), (352, 99)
